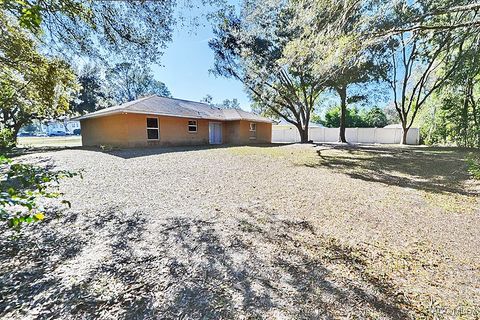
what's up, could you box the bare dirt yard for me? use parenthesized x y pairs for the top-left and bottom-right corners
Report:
(1, 144), (479, 319)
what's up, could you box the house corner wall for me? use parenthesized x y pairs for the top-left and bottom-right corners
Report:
(225, 120), (272, 144)
(80, 114), (128, 147)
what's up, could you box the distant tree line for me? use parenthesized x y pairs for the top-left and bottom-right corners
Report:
(200, 94), (241, 109)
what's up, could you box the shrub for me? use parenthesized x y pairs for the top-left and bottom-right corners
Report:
(0, 155), (79, 231)
(0, 128), (16, 151)
(466, 152), (480, 180)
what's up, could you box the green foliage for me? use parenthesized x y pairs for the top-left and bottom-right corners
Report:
(384, 105), (400, 125)
(466, 153), (480, 180)
(0, 0), (43, 32)
(0, 154), (78, 231)
(282, 0), (388, 141)
(364, 107), (388, 128)
(219, 98), (240, 109)
(323, 106), (388, 128)
(418, 74), (480, 148)
(209, 3), (326, 142)
(106, 62), (171, 104)
(200, 94), (241, 109)
(378, 0), (479, 144)
(0, 13), (78, 140)
(1, 0), (177, 64)
(310, 113), (322, 124)
(72, 65), (108, 114)
(0, 128), (15, 150)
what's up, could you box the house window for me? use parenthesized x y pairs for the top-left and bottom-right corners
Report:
(146, 117), (159, 140)
(188, 120), (197, 133)
(249, 122), (257, 139)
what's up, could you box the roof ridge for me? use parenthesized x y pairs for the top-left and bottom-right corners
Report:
(121, 95), (157, 108)
(153, 95), (216, 108)
(74, 94), (273, 123)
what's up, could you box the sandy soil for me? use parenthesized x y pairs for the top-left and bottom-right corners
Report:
(1, 144), (479, 319)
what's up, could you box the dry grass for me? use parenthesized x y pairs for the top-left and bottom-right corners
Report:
(16, 136), (82, 148)
(1, 143), (479, 319)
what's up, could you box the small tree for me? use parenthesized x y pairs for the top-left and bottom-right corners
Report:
(364, 107), (388, 127)
(323, 106), (367, 128)
(200, 94), (214, 105)
(200, 95), (242, 109)
(0, 155), (78, 231)
(386, 31), (468, 144)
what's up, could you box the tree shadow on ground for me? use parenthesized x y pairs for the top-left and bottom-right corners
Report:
(0, 207), (155, 319)
(309, 144), (478, 196)
(1, 205), (419, 319)
(78, 143), (293, 160)
(147, 209), (417, 318)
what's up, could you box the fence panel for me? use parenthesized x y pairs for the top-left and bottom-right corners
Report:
(271, 127), (420, 144)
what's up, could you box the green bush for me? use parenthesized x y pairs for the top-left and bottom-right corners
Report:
(466, 152), (480, 180)
(0, 128), (16, 150)
(0, 155), (79, 231)
(322, 106), (388, 128)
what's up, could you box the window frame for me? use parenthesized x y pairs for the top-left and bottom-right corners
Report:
(188, 120), (198, 133)
(249, 122), (257, 140)
(146, 117), (160, 140)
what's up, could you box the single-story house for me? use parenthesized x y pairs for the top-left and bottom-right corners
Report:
(76, 95), (272, 147)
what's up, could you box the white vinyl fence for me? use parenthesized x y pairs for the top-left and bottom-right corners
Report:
(272, 127), (420, 144)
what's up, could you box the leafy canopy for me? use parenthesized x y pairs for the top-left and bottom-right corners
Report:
(209, 0), (327, 141)
(0, 12), (78, 140)
(1, 0), (176, 64)
(106, 62), (172, 105)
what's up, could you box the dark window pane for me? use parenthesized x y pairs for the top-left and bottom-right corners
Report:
(188, 126), (197, 132)
(147, 129), (159, 140)
(147, 118), (158, 128)
(188, 120), (196, 126)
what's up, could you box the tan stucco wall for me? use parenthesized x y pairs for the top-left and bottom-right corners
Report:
(124, 114), (210, 147)
(80, 114), (128, 146)
(225, 120), (272, 144)
(80, 113), (272, 147)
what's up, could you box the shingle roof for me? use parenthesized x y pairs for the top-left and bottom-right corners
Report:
(75, 95), (273, 123)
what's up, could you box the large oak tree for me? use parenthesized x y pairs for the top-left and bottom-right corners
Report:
(209, 1), (327, 142)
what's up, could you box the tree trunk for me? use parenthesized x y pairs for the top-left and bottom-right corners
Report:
(338, 86), (347, 143)
(462, 82), (470, 147)
(297, 124), (309, 143)
(401, 125), (408, 145)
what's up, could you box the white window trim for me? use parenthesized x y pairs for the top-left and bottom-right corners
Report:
(249, 122), (257, 132)
(146, 117), (159, 140)
(188, 120), (198, 133)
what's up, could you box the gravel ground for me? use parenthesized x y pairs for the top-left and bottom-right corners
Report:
(1, 144), (479, 319)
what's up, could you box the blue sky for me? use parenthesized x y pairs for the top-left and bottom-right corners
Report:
(150, 9), (390, 115)
(151, 17), (252, 110)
